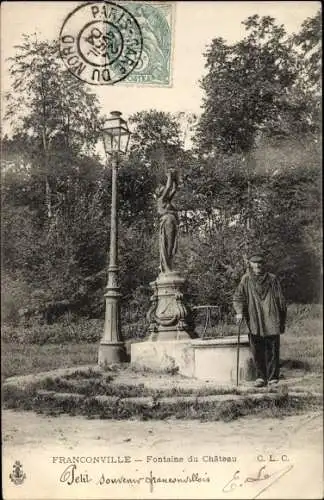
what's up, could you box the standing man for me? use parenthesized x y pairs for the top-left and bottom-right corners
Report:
(233, 253), (287, 387)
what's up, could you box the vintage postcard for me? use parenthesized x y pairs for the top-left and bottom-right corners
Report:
(1, 1), (322, 499)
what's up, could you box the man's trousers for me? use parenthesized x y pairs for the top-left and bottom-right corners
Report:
(248, 334), (280, 382)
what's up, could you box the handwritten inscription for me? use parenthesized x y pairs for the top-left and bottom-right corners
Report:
(60, 464), (92, 485)
(56, 454), (293, 495)
(146, 470), (210, 494)
(59, 464), (210, 492)
(222, 464), (294, 494)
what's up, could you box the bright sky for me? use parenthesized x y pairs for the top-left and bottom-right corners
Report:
(1, 1), (320, 122)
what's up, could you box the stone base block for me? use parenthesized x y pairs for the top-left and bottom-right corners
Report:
(131, 340), (194, 377)
(131, 335), (255, 384)
(191, 336), (255, 383)
(98, 342), (128, 366)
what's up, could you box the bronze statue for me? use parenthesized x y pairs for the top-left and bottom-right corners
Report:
(155, 169), (179, 273)
(147, 169), (197, 340)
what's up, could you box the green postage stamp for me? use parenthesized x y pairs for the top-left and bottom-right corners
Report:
(121, 2), (174, 86)
(59, 1), (175, 87)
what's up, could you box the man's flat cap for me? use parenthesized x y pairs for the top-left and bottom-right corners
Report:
(248, 254), (264, 263)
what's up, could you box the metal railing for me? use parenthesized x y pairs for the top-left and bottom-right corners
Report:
(192, 305), (235, 339)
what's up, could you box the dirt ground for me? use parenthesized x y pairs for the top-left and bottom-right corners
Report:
(3, 409), (323, 500)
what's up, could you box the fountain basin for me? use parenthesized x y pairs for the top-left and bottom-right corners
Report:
(131, 335), (255, 383)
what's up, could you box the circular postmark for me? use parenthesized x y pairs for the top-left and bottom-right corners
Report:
(59, 1), (143, 85)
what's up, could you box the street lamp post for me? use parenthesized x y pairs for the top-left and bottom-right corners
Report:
(98, 111), (131, 366)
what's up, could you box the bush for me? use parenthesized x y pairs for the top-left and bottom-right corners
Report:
(1, 274), (34, 326)
(285, 303), (322, 326)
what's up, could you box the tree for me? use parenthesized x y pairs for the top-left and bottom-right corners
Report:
(129, 110), (183, 172)
(289, 10), (322, 135)
(190, 11), (321, 294)
(4, 34), (103, 221)
(2, 34), (108, 319)
(174, 111), (198, 150)
(185, 133), (322, 306)
(293, 9), (321, 90)
(196, 14), (320, 155)
(124, 110), (188, 228)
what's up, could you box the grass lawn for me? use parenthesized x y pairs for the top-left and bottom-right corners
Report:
(281, 315), (323, 373)
(1, 342), (98, 381)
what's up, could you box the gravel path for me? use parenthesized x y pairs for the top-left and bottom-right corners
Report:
(3, 409), (323, 499)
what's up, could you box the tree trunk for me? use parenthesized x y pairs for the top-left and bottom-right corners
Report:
(247, 179), (251, 231)
(40, 71), (52, 222)
(42, 129), (52, 220)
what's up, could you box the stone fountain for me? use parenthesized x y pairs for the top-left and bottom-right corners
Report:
(131, 169), (254, 384)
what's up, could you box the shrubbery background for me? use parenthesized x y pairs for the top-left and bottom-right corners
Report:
(1, 12), (321, 334)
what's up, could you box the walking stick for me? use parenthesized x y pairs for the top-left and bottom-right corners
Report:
(236, 319), (243, 386)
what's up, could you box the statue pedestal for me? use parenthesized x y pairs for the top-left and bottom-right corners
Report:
(147, 272), (198, 341)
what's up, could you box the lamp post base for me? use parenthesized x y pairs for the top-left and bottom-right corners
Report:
(98, 342), (128, 366)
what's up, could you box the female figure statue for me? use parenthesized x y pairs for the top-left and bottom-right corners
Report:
(155, 169), (179, 273)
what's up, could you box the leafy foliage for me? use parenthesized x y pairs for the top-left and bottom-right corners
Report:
(1, 14), (322, 336)
(4, 35), (104, 220)
(5, 35), (102, 152)
(196, 13), (321, 154)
